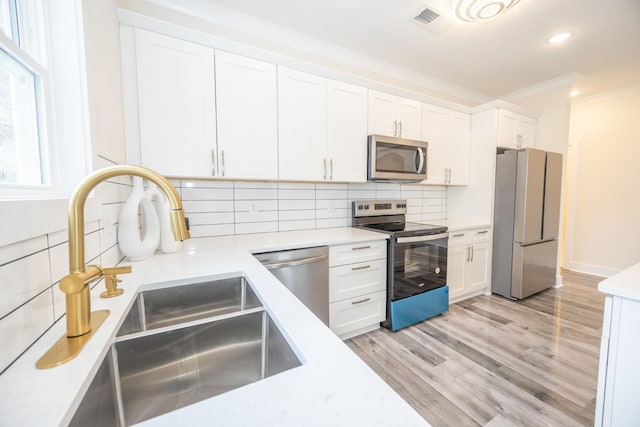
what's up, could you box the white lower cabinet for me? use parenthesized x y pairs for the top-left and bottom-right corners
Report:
(329, 240), (387, 339)
(447, 227), (491, 302)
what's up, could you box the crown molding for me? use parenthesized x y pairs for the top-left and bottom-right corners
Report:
(498, 73), (581, 102)
(572, 83), (640, 106)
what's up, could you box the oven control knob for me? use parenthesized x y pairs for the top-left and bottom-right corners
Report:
(435, 267), (441, 274)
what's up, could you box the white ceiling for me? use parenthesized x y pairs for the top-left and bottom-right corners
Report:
(186, 0), (640, 101)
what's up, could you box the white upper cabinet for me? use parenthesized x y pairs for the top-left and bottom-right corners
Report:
(135, 29), (216, 177)
(497, 109), (537, 149)
(215, 51), (278, 179)
(327, 80), (368, 182)
(421, 104), (471, 185)
(368, 90), (422, 140)
(278, 67), (328, 181)
(279, 67), (368, 181)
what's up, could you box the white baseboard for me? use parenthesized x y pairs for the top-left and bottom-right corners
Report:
(554, 275), (564, 288)
(564, 261), (620, 278)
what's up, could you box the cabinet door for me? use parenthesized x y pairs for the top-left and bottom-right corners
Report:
(421, 104), (448, 185)
(278, 67), (328, 180)
(447, 112), (471, 185)
(519, 116), (537, 148)
(497, 109), (519, 148)
(467, 241), (490, 293)
(135, 29), (216, 177)
(215, 51), (278, 179)
(396, 97), (422, 140)
(368, 90), (398, 137)
(447, 244), (467, 300)
(327, 80), (368, 182)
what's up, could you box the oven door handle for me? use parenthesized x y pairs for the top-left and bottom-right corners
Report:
(396, 232), (449, 244)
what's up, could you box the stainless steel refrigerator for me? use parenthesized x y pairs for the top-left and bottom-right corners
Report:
(492, 148), (563, 299)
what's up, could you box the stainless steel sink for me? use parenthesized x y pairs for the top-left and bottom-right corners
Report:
(69, 275), (301, 426)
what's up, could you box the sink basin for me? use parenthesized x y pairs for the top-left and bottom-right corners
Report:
(69, 275), (301, 426)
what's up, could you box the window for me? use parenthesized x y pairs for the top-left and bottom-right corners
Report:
(0, 0), (50, 187)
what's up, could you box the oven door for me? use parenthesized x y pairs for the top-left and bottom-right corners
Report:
(390, 233), (448, 301)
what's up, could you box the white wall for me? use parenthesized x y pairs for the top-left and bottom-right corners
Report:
(564, 87), (640, 276)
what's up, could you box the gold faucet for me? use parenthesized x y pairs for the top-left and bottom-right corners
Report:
(36, 165), (190, 369)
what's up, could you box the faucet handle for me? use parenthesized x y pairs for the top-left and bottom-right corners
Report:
(100, 265), (132, 298)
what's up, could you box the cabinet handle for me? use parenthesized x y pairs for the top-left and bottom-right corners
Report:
(517, 134), (523, 147)
(323, 158), (327, 180)
(352, 264), (371, 271)
(329, 158), (333, 180)
(444, 168), (448, 183)
(466, 246), (470, 262)
(351, 297), (371, 305)
(393, 120), (398, 137)
(221, 150), (225, 176)
(211, 149), (216, 176)
(476, 230), (489, 234)
(351, 245), (371, 251)
(453, 233), (464, 238)
(398, 121), (402, 138)
(448, 168), (452, 184)
(471, 245), (474, 262)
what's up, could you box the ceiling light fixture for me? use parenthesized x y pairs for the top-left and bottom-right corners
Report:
(570, 89), (581, 97)
(454, 0), (523, 22)
(547, 32), (572, 44)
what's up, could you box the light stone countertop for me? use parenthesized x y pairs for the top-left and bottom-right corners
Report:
(598, 262), (640, 302)
(0, 227), (429, 427)
(417, 219), (491, 232)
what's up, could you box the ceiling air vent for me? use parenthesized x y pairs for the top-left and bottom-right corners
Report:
(415, 8), (440, 24)
(412, 5), (453, 35)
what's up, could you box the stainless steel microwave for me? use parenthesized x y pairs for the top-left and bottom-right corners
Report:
(367, 134), (428, 182)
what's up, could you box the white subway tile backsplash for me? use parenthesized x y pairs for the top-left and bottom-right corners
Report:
(376, 190), (401, 199)
(0, 236), (47, 266)
(348, 189), (376, 200)
(316, 218), (349, 229)
(316, 199), (349, 210)
(406, 213), (422, 222)
(234, 181), (277, 190)
(0, 251), (51, 319)
(279, 209), (315, 221)
(187, 212), (235, 226)
(279, 199), (315, 210)
(315, 183), (348, 191)
(0, 290), (55, 373)
(233, 188), (278, 200)
(235, 211), (279, 223)
(181, 180), (233, 189)
(234, 200), (278, 212)
(279, 219), (315, 232)
(277, 188), (315, 200)
(376, 183), (401, 191)
(183, 200), (234, 213)
(235, 222), (278, 235)
(277, 182), (314, 190)
(182, 187), (234, 201)
(189, 224), (235, 238)
(316, 208), (349, 219)
(48, 243), (68, 287)
(316, 189), (348, 200)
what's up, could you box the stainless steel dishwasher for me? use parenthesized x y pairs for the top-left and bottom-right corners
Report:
(254, 246), (329, 325)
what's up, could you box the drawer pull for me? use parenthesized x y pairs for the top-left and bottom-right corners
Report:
(352, 265), (371, 271)
(351, 297), (371, 305)
(351, 245), (371, 251)
(476, 230), (489, 234)
(453, 233), (465, 237)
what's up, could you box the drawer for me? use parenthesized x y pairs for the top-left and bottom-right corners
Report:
(329, 240), (386, 267)
(329, 290), (386, 338)
(448, 228), (491, 246)
(329, 259), (387, 303)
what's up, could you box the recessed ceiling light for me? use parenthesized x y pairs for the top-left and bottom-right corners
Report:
(547, 32), (572, 44)
(570, 90), (581, 97)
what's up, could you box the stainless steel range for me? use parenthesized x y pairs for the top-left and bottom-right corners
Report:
(353, 200), (449, 331)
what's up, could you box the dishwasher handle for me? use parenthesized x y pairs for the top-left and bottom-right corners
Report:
(260, 253), (328, 270)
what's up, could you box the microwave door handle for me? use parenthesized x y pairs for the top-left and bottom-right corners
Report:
(415, 147), (425, 173)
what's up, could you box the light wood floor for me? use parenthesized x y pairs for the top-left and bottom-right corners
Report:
(346, 278), (606, 426)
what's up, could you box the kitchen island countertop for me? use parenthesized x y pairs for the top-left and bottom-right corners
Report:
(0, 227), (429, 426)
